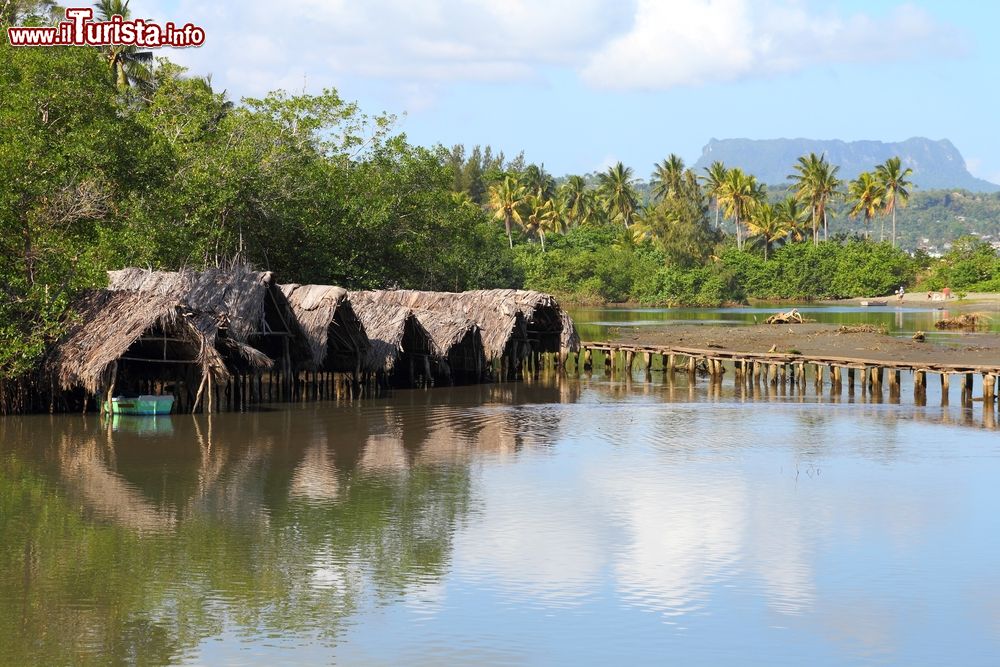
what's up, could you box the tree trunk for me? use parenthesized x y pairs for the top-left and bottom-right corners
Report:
(891, 207), (897, 248)
(540, 231), (546, 253)
(505, 212), (513, 248)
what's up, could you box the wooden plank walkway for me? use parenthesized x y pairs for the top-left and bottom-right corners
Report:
(573, 341), (1000, 404)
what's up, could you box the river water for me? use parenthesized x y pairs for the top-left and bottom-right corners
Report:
(3, 362), (1000, 665)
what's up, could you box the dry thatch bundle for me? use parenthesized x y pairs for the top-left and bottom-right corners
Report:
(280, 284), (369, 372)
(48, 290), (228, 395)
(350, 289), (579, 361)
(108, 266), (306, 368)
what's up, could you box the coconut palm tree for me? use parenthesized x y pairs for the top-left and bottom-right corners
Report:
(96, 0), (154, 92)
(746, 203), (788, 260)
(717, 168), (765, 250)
(701, 160), (729, 231)
(521, 164), (556, 201)
(875, 157), (913, 247)
(774, 196), (809, 243)
(788, 153), (842, 245)
(488, 176), (527, 248)
(560, 175), (588, 227)
(522, 194), (564, 252)
(650, 154), (686, 202)
(847, 171), (885, 240)
(597, 162), (639, 229)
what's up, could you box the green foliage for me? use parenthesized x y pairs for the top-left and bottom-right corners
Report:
(0, 49), (520, 384)
(918, 236), (1000, 291)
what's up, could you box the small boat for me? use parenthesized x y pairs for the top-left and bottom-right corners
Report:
(106, 395), (175, 416)
(860, 300), (888, 307)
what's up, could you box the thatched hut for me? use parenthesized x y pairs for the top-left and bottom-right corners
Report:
(279, 284), (369, 373)
(107, 267), (307, 373)
(47, 290), (233, 412)
(352, 289), (579, 378)
(348, 298), (435, 387)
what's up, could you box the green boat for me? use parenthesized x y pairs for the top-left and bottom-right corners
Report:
(106, 395), (175, 416)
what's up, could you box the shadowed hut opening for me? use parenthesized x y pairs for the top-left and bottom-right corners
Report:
(392, 315), (435, 387)
(442, 328), (486, 385)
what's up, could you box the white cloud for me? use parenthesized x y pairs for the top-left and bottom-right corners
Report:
(581, 0), (966, 90)
(142, 1), (964, 102)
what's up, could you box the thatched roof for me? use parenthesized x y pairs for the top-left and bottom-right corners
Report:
(108, 266), (308, 369)
(351, 290), (481, 353)
(48, 290), (229, 395)
(280, 284), (369, 371)
(351, 289), (579, 360)
(108, 266), (290, 344)
(349, 299), (428, 372)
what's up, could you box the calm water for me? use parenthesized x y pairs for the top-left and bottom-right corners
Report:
(2, 373), (1000, 666)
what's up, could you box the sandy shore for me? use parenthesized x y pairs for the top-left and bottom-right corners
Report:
(825, 292), (1000, 307)
(606, 322), (1000, 368)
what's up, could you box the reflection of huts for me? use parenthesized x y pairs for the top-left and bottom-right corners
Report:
(107, 266), (307, 372)
(48, 289), (234, 412)
(350, 291), (487, 387)
(351, 289), (579, 379)
(279, 284), (369, 373)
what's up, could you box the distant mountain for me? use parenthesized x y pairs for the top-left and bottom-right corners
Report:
(692, 137), (1000, 192)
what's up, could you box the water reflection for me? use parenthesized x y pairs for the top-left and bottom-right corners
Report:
(1, 378), (999, 665)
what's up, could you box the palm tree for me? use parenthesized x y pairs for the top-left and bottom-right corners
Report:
(522, 194), (564, 252)
(521, 164), (555, 201)
(717, 168), (765, 250)
(488, 176), (527, 248)
(701, 160), (728, 231)
(774, 196), (809, 243)
(650, 154), (685, 202)
(788, 153), (842, 245)
(875, 157), (913, 247)
(560, 175), (588, 227)
(96, 0), (154, 92)
(746, 203), (787, 260)
(597, 162), (639, 229)
(847, 172), (885, 240)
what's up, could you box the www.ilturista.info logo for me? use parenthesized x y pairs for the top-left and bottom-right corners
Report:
(7, 7), (205, 47)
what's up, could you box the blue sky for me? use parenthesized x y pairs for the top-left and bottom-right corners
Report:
(141, 1), (999, 182)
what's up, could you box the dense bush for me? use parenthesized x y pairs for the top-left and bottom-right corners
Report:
(918, 236), (1000, 291)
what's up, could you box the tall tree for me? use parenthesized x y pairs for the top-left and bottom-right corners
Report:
(95, 0), (154, 92)
(597, 162), (639, 229)
(701, 160), (728, 231)
(560, 175), (588, 227)
(746, 203), (787, 260)
(521, 163), (555, 201)
(718, 168), (765, 250)
(875, 157), (913, 248)
(650, 154), (685, 202)
(847, 171), (885, 240)
(788, 153), (841, 245)
(774, 196), (809, 243)
(488, 176), (527, 248)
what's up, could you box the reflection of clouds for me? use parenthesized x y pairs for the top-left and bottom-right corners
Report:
(607, 471), (745, 616)
(454, 474), (604, 607)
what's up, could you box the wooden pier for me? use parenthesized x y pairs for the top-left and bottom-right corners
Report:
(572, 341), (1000, 406)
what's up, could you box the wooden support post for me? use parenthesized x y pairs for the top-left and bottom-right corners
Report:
(753, 361), (762, 382)
(604, 350), (612, 375)
(687, 356), (697, 375)
(625, 350), (635, 375)
(889, 369), (900, 393)
(962, 372), (973, 393)
(584, 348), (593, 371)
(847, 367), (855, 391)
(984, 374), (995, 404)
(668, 354), (676, 375)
